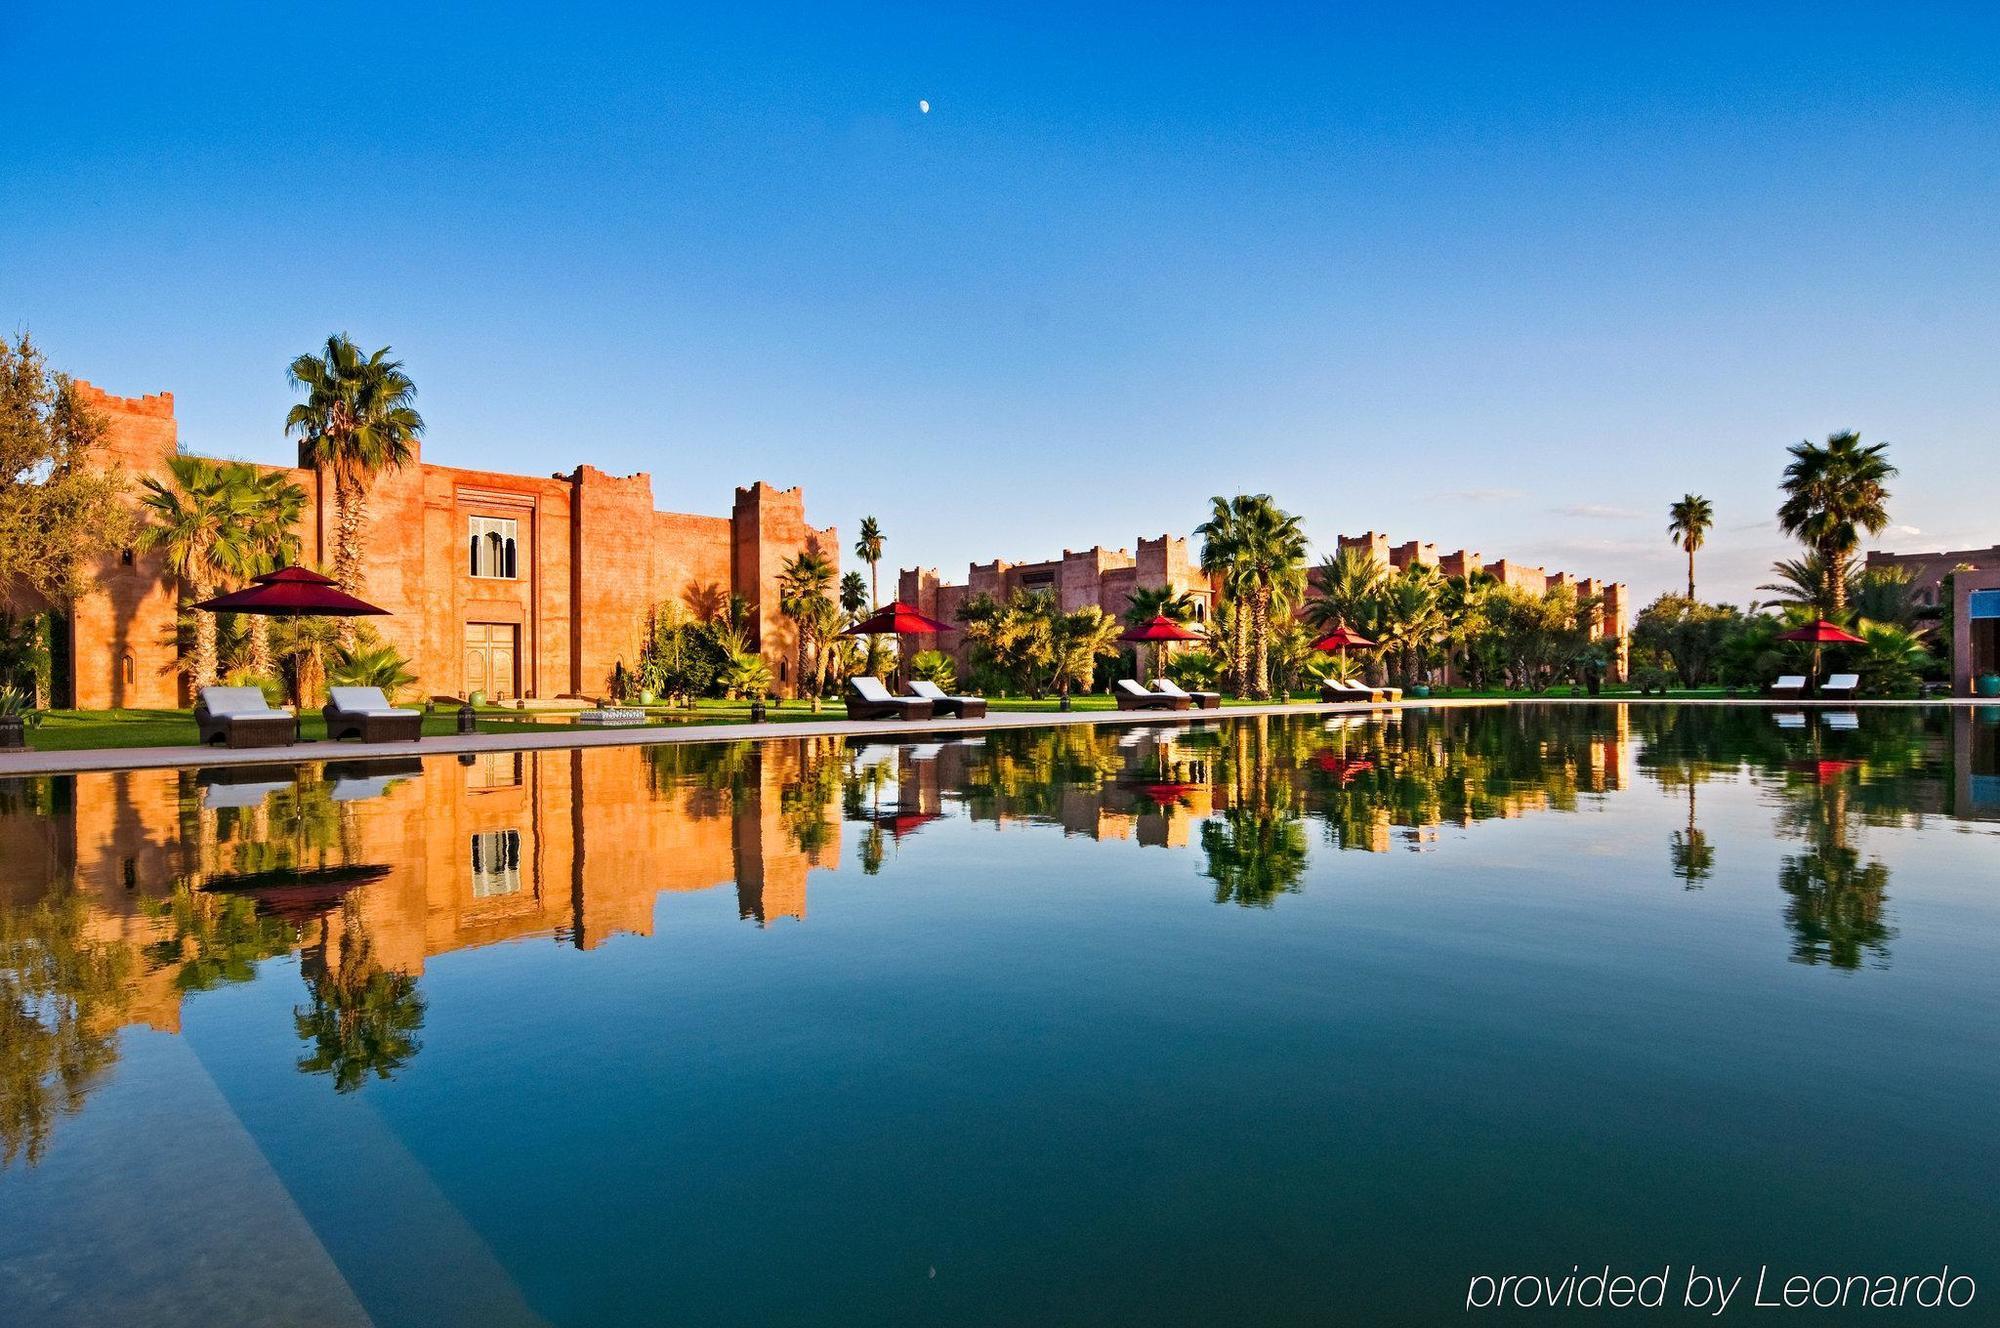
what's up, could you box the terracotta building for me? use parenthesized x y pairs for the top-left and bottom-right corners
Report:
(64, 382), (836, 706)
(898, 535), (1218, 667)
(1330, 530), (1631, 677)
(1864, 544), (2000, 694)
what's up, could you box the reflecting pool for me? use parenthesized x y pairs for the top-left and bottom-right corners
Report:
(2, 705), (1996, 1325)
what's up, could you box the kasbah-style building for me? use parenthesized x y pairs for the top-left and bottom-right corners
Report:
(900, 530), (1632, 678)
(66, 381), (838, 708)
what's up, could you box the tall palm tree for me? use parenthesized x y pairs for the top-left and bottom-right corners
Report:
(1667, 493), (1714, 600)
(1777, 431), (1896, 617)
(839, 570), (869, 622)
(235, 465), (307, 677)
(1195, 496), (1251, 696)
(853, 516), (885, 608)
(1230, 496), (1308, 699)
(285, 335), (425, 641)
(137, 456), (256, 691)
(778, 550), (839, 707)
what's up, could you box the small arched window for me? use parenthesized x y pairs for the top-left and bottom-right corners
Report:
(504, 538), (518, 580)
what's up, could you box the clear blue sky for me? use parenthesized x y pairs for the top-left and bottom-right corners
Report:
(6, 2), (1997, 605)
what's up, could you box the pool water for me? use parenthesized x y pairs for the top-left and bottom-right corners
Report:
(2, 705), (1996, 1325)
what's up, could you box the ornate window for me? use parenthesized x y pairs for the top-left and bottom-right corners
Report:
(468, 516), (520, 579)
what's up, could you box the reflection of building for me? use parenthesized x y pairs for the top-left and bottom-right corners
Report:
(897, 536), (1218, 667)
(60, 382), (837, 707)
(0, 741), (843, 1037)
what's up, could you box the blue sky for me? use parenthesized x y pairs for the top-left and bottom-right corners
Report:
(5, 2), (1996, 605)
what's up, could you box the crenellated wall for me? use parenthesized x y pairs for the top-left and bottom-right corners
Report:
(63, 382), (836, 704)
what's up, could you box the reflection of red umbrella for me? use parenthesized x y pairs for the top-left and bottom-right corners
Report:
(1776, 619), (1866, 644)
(1788, 757), (1859, 785)
(870, 810), (941, 838)
(1310, 624), (1375, 652)
(195, 564), (390, 617)
(1138, 782), (1200, 804)
(1313, 750), (1375, 783)
(843, 601), (956, 636)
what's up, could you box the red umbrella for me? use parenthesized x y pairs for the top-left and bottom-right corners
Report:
(1310, 624), (1376, 652)
(195, 565), (390, 617)
(1119, 614), (1203, 682)
(1775, 619), (1866, 645)
(843, 601), (956, 636)
(1118, 614), (1203, 644)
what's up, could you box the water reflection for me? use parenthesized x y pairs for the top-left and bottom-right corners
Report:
(0, 705), (1994, 1169)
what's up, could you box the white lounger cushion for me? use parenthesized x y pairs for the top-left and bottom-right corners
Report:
(850, 676), (895, 702)
(907, 680), (950, 700)
(1772, 676), (1807, 689)
(198, 686), (279, 717)
(326, 686), (417, 716)
(1114, 679), (1157, 697)
(1823, 674), (1860, 690)
(1152, 678), (1192, 696)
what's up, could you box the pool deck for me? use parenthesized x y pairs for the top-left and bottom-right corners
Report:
(0, 695), (1983, 776)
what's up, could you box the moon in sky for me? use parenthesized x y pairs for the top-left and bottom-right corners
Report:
(919, 100), (930, 113)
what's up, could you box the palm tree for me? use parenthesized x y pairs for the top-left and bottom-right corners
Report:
(1667, 493), (1714, 600)
(1195, 496), (1250, 695)
(778, 550), (839, 707)
(839, 570), (869, 622)
(236, 465), (307, 677)
(1759, 552), (1856, 617)
(1231, 496), (1308, 699)
(853, 516), (885, 609)
(285, 335), (425, 641)
(1049, 606), (1122, 700)
(137, 456), (257, 691)
(1777, 431), (1896, 617)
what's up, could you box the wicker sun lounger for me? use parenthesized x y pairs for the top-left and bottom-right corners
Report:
(846, 676), (935, 721)
(195, 686), (298, 749)
(323, 687), (424, 742)
(906, 679), (988, 718)
(1115, 679), (1189, 711)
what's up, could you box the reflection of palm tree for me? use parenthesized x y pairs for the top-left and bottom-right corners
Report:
(294, 898), (424, 1093)
(1201, 808), (1309, 907)
(1777, 780), (1894, 969)
(1668, 781), (1715, 888)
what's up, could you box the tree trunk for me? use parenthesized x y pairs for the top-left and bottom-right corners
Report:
(1250, 587), (1271, 700)
(246, 617), (272, 678)
(1686, 547), (1696, 601)
(189, 581), (219, 691)
(1230, 603), (1248, 696)
(333, 472), (367, 649)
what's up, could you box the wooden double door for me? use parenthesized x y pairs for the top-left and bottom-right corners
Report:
(465, 622), (520, 699)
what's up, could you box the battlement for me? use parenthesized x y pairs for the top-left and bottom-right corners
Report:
(72, 380), (176, 418)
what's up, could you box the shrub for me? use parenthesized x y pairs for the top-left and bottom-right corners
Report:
(1165, 648), (1223, 691)
(909, 649), (958, 692)
(720, 653), (773, 701)
(331, 642), (418, 703)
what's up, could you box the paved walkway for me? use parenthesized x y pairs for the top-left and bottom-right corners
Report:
(1, 694), (1982, 777)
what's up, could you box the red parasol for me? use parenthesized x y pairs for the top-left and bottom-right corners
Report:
(1118, 614), (1203, 644)
(843, 601), (956, 636)
(1775, 619), (1866, 645)
(1310, 624), (1376, 652)
(195, 565), (390, 618)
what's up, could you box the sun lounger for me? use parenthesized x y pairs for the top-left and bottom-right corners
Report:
(1773, 712), (1807, 729)
(1115, 679), (1189, 711)
(1320, 678), (1401, 703)
(195, 686), (297, 748)
(1822, 711), (1860, 731)
(906, 679), (988, 718)
(323, 686), (424, 742)
(1821, 673), (1860, 699)
(1151, 678), (1220, 708)
(846, 676), (935, 721)
(1769, 675), (1807, 699)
